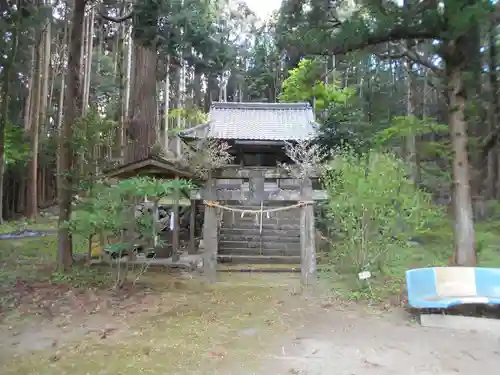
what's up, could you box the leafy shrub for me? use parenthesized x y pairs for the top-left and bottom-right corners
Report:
(69, 177), (191, 241)
(322, 148), (445, 278)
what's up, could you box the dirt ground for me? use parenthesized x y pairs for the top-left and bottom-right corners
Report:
(244, 308), (500, 375)
(1, 273), (500, 374)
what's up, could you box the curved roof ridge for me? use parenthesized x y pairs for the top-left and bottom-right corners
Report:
(211, 102), (312, 110)
(181, 101), (319, 141)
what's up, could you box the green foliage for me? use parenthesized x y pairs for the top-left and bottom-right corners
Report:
(375, 116), (448, 147)
(280, 59), (354, 114)
(279, 58), (366, 152)
(73, 109), (116, 158)
(69, 177), (192, 242)
(167, 106), (207, 128)
(322, 148), (445, 280)
(4, 122), (29, 165)
(316, 97), (369, 153)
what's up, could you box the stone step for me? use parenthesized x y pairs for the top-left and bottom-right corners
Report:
(223, 211), (299, 217)
(218, 247), (300, 257)
(220, 222), (300, 230)
(223, 217), (300, 224)
(217, 264), (300, 273)
(223, 220), (300, 228)
(217, 254), (300, 264)
(219, 230), (300, 241)
(219, 240), (300, 251)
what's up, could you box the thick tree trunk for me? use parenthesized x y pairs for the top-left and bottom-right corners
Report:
(127, 43), (158, 161)
(447, 64), (476, 266)
(26, 29), (43, 220)
(164, 55), (170, 150)
(58, 0), (86, 271)
(488, 23), (500, 199)
(0, 2), (20, 223)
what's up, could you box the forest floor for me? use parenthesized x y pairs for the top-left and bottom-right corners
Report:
(0, 217), (500, 374)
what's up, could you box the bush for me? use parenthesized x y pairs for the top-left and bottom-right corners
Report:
(321, 148), (445, 281)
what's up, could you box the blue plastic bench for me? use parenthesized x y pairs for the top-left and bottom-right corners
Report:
(405, 267), (500, 309)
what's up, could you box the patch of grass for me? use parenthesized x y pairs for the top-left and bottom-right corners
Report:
(1, 273), (304, 375)
(0, 232), (112, 315)
(50, 266), (114, 289)
(0, 215), (59, 234)
(320, 220), (500, 303)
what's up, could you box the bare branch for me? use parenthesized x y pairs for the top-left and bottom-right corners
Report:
(180, 138), (233, 179)
(284, 141), (327, 178)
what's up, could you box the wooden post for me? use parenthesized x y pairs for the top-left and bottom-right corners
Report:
(202, 176), (218, 283)
(172, 175), (180, 262)
(189, 199), (196, 254)
(300, 176), (316, 287)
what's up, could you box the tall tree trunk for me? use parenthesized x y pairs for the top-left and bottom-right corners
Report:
(164, 55), (170, 150)
(121, 22), (132, 159)
(26, 26), (43, 220)
(127, 43), (158, 161)
(405, 59), (418, 183)
(39, 9), (51, 136)
(447, 61), (476, 266)
(58, 0), (86, 271)
(488, 23), (500, 199)
(0, 1), (21, 223)
(56, 14), (68, 196)
(82, 6), (94, 115)
(23, 46), (35, 132)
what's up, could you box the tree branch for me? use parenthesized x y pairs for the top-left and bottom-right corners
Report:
(481, 129), (500, 159)
(377, 42), (445, 76)
(98, 7), (134, 23)
(323, 25), (441, 56)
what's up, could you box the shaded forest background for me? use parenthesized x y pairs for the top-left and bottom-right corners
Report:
(1, 0), (500, 268)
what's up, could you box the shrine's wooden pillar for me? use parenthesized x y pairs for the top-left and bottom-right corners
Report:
(201, 176), (218, 283)
(300, 176), (316, 287)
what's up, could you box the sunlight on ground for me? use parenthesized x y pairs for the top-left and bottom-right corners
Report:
(1, 273), (308, 375)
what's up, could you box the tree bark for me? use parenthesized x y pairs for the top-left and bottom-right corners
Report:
(447, 63), (476, 266)
(488, 23), (500, 199)
(58, 0), (86, 271)
(26, 26), (43, 220)
(127, 42), (158, 161)
(0, 1), (21, 223)
(405, 59), (419, 183)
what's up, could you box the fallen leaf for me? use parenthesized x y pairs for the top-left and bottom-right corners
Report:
(208, 351), (225, 358)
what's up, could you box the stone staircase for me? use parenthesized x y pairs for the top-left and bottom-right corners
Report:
(217, 201), (301, 265)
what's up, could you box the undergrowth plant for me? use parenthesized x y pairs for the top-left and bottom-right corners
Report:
(68, 177), (192, 288)
(322, 148), (445, 292)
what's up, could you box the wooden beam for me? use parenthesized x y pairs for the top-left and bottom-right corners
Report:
(103, 157), (194, 179)
(202, 177), (218, 283)
(300, 177), (317, 287)
(189, 199), (196, 254)
(234, 140), (285, 146)
(190, 189), (327, 201)
(172, 176), (180, 262)
(213, 166), (308, 179)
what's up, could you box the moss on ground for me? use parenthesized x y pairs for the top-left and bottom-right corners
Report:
(1, 273), (305, 375)
(0, 219), (308, 375)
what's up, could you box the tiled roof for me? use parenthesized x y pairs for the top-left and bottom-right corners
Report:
(180, 102), (319, 141)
